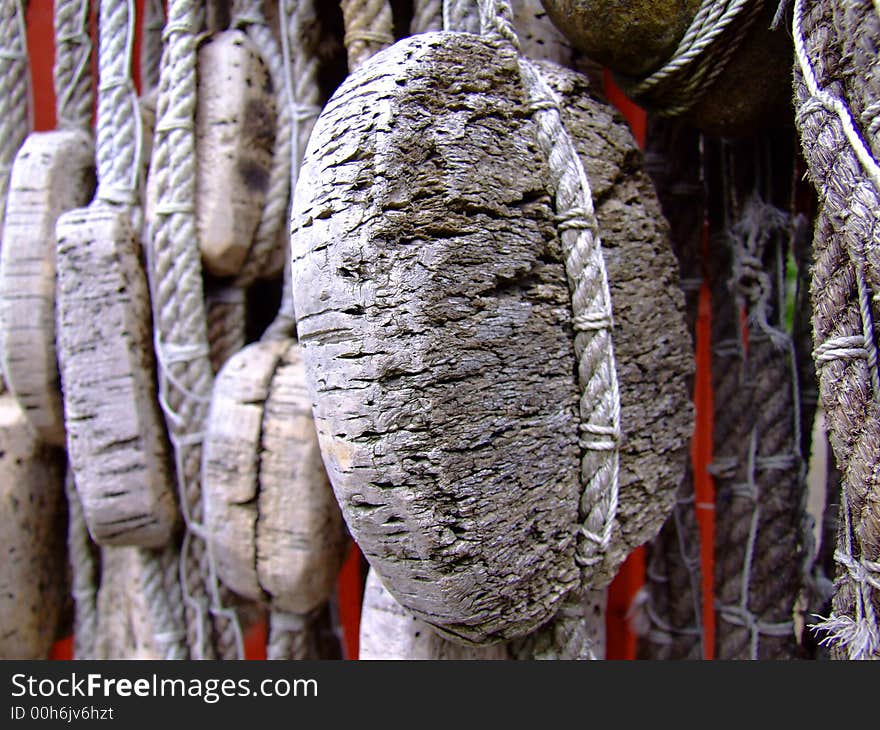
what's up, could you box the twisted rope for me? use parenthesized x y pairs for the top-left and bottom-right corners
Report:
(794, 0), (880, 660)
(0, 0), (30, 245)
(616, 0), (764, 117)
(412, 0), (442, 34)
(476, 0), (619, 659)
(95, 0), (142, 207)
(141, 0), (165, 96)
(267, 611), (312, 660)
(442, 0), (480, 33)
(147, 0), (244, 660)
(705, 140), (807, 660)
(339, 0), (394, 72)
(66, 467), (99, 659)
(205, 285), (246, 372)
(54, 0), (93, 131)
(258, 0), (325, 343)
(836, 1), (880, 164)
(231, 0), (292, 286)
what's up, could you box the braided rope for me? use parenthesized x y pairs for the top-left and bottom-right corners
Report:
(54, 0), (93, 131)
(66, 467), (99, 659)
(339, 0), (394, 72)
(443, 0), (480, 33)
(616, 0), (764, 117)
(794, 0), (880, 660)
(0, 0), (30, 245)
(412, 0), (442, 33)
(141, 0), (165, 96)
(231, 0), (292, 286)
(147, 0), (244, 660)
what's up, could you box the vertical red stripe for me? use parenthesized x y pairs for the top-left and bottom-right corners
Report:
(603, 71), (647, 660)
(336, 543), (363, 660)
(244, 616), (268, 660)
(25, 0), (56, 131)
(693, 229), (716, 659)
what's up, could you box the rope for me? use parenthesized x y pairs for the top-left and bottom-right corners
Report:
(231, 0), (292, 286)
(615, 0), (764, 117)
(54, 0), (93, 131)
(141, 0), (165, 96)
(91, 0), (190, 660)
(267, 610), (312, 660)
(637, 119), (705, 660)
(794, 0), (880, 660)
(66, 467), (99, 659)
(95, 0), (142, 208)
(205, 285), (246, 372)
(476, 0), (619, 659)
(411, 0), (442, 34)
(0, 0), (30, 245)
(339, 0), (394, 72)
(442, 0), (480, 33)
(511, 590), (605, 659)
(705, 139), (807, 660)
(147, 0), (244, 660)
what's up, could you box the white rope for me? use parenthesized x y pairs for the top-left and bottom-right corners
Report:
(442, 0), (479, 33)
(95, 0), (143, 208)
(0, 0), (31, 242)
(620, 0), (763, 116)
(54, 0), (93, 131)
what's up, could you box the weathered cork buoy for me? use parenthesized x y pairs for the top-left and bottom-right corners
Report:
(541, 0), (793, 135)
(540, 0), (702, 75)
(195, 30), (276, 278)
(0, 394), (65, 658)
(291, 31), (691, 644)
(203, 338), (347, 615)
(359, 568), (509, 659)
(0, 130), (95, 447)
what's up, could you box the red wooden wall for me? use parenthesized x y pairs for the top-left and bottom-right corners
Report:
(25, 0), (715, 661)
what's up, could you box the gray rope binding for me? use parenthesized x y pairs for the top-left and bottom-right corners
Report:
(477, 0), (621, 659)
(147, 0), (245, 660)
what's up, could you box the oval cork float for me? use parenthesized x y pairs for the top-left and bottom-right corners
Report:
(291, 32), (691, 644)
(55, 204), (177, 548)
(203, 338), (347, 614)
(195, 30), (276, 278)
(0, 394), (65, 658)
(0, 130), (95, 446)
